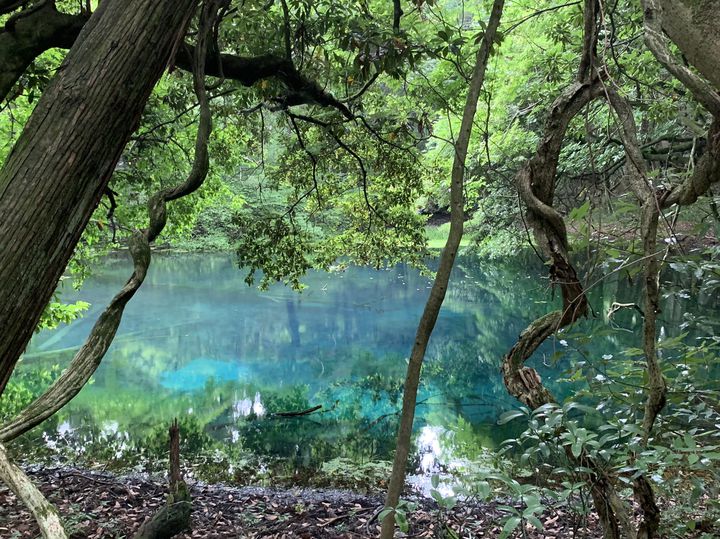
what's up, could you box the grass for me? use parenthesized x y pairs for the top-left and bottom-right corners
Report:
(425, 222), (470, 249)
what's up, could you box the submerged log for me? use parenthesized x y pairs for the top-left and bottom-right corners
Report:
(273, 404), (322, 417)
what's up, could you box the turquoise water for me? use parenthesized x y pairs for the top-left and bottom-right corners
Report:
(11, 252), (719, 475)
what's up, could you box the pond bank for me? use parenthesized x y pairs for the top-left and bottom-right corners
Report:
(0, 466), (605, 538)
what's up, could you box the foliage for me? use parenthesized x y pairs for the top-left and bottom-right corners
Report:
(0, 364), (61, 423)
(37, 296), (90, 333)
(379, 499), (417, 534)
(319, 457), (392, 491)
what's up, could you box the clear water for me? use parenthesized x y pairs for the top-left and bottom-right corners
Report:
(11, 252), (719, 476)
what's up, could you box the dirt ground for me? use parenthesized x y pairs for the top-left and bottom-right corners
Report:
(0, 466), (607, 538)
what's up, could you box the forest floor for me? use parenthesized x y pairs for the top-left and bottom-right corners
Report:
(0, 466), (606, 538)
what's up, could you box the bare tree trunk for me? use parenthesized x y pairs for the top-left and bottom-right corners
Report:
(379, 2), (505, 537)
(0, 443), (67, 539)
(0, 0), (197, 396)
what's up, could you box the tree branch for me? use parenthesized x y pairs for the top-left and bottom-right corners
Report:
(392, 0), (403, 33)
(174, 46), (353, 119)
(0, 0), (30, 17)
(642, 0), (720, 117)
(0, 2), (88, 100)
(0, 11), (352, 121)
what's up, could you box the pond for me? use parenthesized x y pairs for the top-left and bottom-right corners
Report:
(6, 252), (720, 484)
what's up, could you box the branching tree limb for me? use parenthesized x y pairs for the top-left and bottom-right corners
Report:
(661, 120), (720, 208)
(604, 87), (664, 539)
(0, 9), (353, 121)
(502, 3), (636, 538)
(0, 2), (88, 99)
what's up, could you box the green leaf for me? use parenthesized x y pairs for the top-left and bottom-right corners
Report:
(498, 409), (527, 425)
(526, 515), (544, 531)
(396, 510), (409, 533)
(568, 200), (590, 221)
(571, 441), (583, 458)
(500, 516), (522, 539)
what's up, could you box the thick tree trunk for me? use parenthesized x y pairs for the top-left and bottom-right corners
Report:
(379, 2), (505, 537)
(658, 0), (720, 91)
(0, 0), (196, 395)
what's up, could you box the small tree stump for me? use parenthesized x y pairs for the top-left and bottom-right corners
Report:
(134, 419), (191, 539)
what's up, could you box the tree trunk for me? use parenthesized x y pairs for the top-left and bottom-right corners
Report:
(0, 0), (196, 395)
(658, 0), (720, 91)
(379, 2), (505, 537)
(0, 442), (67, 539)
(134, 420), (191, 539)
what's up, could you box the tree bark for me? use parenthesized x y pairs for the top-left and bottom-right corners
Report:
(0, 0), (217, 443)
(605, 88), (664, 538)
(379, 2), (505, 537)
(134, 420), (191, 539)
(0, 0), (197, 396)
(0, 232), (151, 443)
(502, 4), (635, 538)
(658, 0), (720, 92)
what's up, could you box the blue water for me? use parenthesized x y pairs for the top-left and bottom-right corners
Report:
(10, 252), (717, 474)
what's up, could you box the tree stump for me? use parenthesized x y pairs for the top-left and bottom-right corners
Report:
(134, 420), (191, 539)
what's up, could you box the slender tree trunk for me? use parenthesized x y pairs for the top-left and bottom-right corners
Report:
(134, 420), (191, 539)
(0, 443), (67, 539)
(379, 2), (505, 537)
(0, 0), (197, 395)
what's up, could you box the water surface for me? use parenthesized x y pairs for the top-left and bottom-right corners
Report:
(11, 252), (718, 477)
